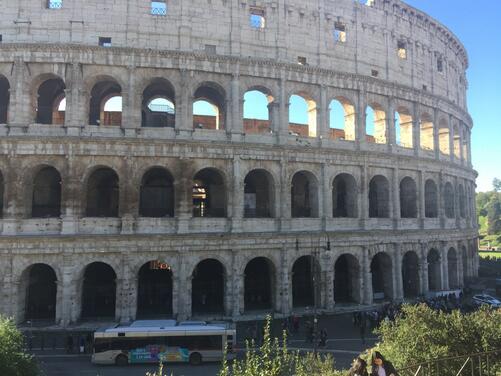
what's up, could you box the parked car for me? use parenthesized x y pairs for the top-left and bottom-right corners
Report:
(472, 294), (501, 308)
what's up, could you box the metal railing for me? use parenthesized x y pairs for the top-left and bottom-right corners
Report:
(47, 0), (63, 9)
(398, 349), (501, 376)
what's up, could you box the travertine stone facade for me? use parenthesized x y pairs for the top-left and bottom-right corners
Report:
(0, 0), (478, 327)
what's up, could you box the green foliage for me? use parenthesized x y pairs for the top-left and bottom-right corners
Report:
(493, 178), (501, 192)
(0, 316), (39, 376)
(145, 362), (174, 376)
(368, 304), (501, 372)
(477, 189), (501, 237)
(218, 315), (346, 376)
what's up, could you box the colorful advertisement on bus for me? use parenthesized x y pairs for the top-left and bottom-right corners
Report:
(129, 345), (190, 364)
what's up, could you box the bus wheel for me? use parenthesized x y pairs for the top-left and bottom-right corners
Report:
(189, 352), (202, 366)
(115, 354), (128, 367)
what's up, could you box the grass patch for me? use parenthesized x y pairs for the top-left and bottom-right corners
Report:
(479, 251), (501, 259)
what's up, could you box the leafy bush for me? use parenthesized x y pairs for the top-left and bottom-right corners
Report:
(0, 316), (39, 376)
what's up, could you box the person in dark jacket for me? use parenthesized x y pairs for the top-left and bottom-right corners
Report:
(348, 357), (369, 376)
(371, 351), (398, 376)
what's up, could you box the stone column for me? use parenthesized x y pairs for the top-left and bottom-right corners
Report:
(392, 167), (400, 229)
(2, 160), (23, 235)
(387, 98), (396, 153)
(122, 66), (140, 134)
(360, 163), (368, 229)
(356, 89), (367, 149)
(433, 108), (440, 160)
(321, 163), (331, 230)
(418, 170), (425, 228)
(231, 253), (243, 317)
(362, 248), (373, 305)
(61, 160), (81, 234)
(448, 114), (455, 163)
(175, 161), (193, 234)
(412, 101), (421, 157)
(176, 255), (191, 320)
(280, 245), (291, 315)
(420, 244), (429, 295)
(325, 259), (335, 311)
(318, 85), (329, 140)
(279, 157), (290, 231)
(65, 63), (85, 135)
(8, 57), (31, 132)
(59, 265), (78, 327)
(438, 171), (446, 229)
(175, 69), (193, 138)
(393, 244), (404, 301)
(277, 76), (289, 144)
(229, 73), (243, 141)
(119, 158), (136, 235)
(441, 243), (449, 291)
(231, 157), (243, 232)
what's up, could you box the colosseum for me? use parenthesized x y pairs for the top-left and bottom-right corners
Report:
(0, 0), (478, 327)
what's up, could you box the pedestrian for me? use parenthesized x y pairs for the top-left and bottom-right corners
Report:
(359, 313), (367, 345)
(305, 320), (313, 343)
(348, 357), (369, 376)
(292, 315), (300, 334)
(79, 336), (85, 354)
(319, 328), (327, 348)
(371, 351), (398, 376)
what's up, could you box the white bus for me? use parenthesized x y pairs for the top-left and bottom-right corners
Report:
(92, 321), (236, 366)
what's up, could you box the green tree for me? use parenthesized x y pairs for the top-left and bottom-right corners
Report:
(493, 178), (501, 192)
(0, 317), (39, 376)
(486, 193), (501, 235)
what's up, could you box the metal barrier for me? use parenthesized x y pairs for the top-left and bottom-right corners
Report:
(397, 349), (501, 376)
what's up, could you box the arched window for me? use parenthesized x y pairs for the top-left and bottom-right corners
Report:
(292, 256), (318, 308)
(369, 175), (390, 218)
(81, 262), (116, 319)
(244, 257), (274, 311)
(395, 107), (413, 148)
(438, 119), (450, 155)
(193, 83), (226, 130)
(402, 251), (420, 298)
(329, 97), (355, 141)
(291, 171), (319, 218)
(137, 261), (173, 317)
(142, 79), (175, 128)
(332, 173), (357, 218)
(424, 179), (438, 218)
(427, 249), (441, 291)
(448, 248), (459, 289)
(289, 93), (316, 138)
(420, 113), (434, 151)
(22, 264), (57, 321)
(399, 177), (417, 218)
(32, 166), (62, 218)
(371, 252), (393, 300)
(89, 79), (122, 126)
(333, 254), (360, 303)
(36, 77), (66, 125)
(0, 75), (10, 124)
(86, 168), (119, 217)
(244, 169), (274, 218)
(458, 184), (466, 218)
(365, 104), (386, 144)
(453, 124), (461, 159)
(139, 168), (174, 217)
(243, 89), (273, 134)
(192, 259), (225, 314)
(444, 182), (455, 219)
(193, 168), (226, 217)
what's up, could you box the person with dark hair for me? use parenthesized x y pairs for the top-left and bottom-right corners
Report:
(371, 351), (398, 376)
(348, 357), (369, 376)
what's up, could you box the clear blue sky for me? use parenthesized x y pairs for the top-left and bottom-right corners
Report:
(404, 0), (501, 192)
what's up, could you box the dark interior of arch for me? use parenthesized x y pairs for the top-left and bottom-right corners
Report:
(458, 185), (466, 218)
(332, 174), (357, 218)
(89, 80), (122, 125)
(32, 167), (62, 218)
(193, 84), (226, 130)
(244, 170), (272, 218)
(137, 262), (173, 318)
(139, 168), (174, 217)
(369, 176), (390, 218)
(192, 259), (224, 314)
(86, 168), (119, 217)
(462, 246), (468, 279)
(444, 183), (455, 218)
(425, 180), (438, 218)
(25, 264), (57, 321)
(371, 253), (393, 299)
(36, 78), (65, 124)
(427, 249), (441, 291)
(142, 80), (175, 128)
(192, 169), (226, 218)
(291, 172), (317, 218)
(400, 177), (417, 218)
(402, 251), (419, 298)
(0, 76), (10, 124)
(447, 248), (459, 289)
(244, 257), (273, 311)
(334, 254), (359, 303)
(81, 262), (116, 319)
(292, 256), (315, 308)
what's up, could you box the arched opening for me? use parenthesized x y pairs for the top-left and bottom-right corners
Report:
(399, 177), (417, 218)
(292, 255), (317, 308)
(89, 79), (122, 126)
(81, 262), (116, 320)
(425, 179), (438, 218)
(453, 125), (461, 159)
(244, 169), (274, 218)
(444, 182), (455, 219)
(291, 171), (318, 218)
(137, 261), (173, 318)
(243, 89), (273, 134)
(365, 104), (386, 144)
(192, 259), (225, 315)
(0, 75), (10, 124)
(458, 184), (466, 218)
(420, 113), (434, 151)
(86, 168), (119, 217)
(31, 166), (62, 218)
(22, 264), (57, 322)
(448, 248), (459, 289)
(369, 175), (390, 218)
(371, 252), (393, 300)
(139, 168), (174, 217)
(329, 97), (355, 141)
(244, 257), (274, 311)
(402, 251), (420, 298)
(427, 249), (441, 291)
(438, 119), (450, 155)
(332, 173), (357, 218)
(395, 107), (413, 148)
(36, 77), (66, 125)
(193, 83), (226, 130)
(192, 168), (226, 218)
(333, 254), (360, 303)
(289, 93), (317, 138)
(141, 79), (175, 128)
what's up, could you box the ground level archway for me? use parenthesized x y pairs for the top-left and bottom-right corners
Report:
(137, 261), (173, 318)
(192, 259), (225, 315)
